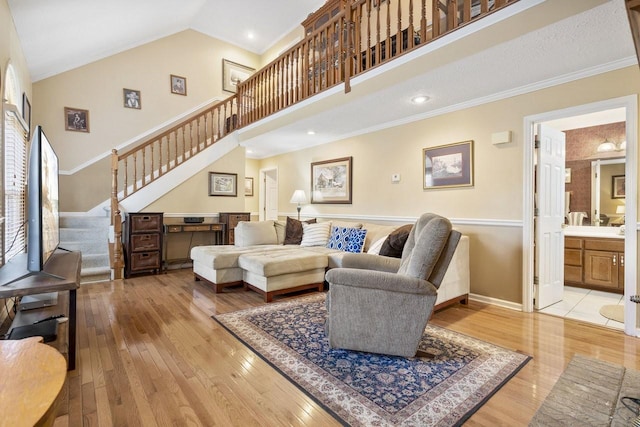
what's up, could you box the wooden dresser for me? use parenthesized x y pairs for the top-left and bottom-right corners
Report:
(124, 212), (163, 278)
(218, 212), (250, 245)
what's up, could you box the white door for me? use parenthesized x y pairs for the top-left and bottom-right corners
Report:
(535, 124), (566, 309)
(264, 169), (278, 220)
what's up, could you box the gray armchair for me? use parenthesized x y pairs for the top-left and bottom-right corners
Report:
(324, 213), (461, 357)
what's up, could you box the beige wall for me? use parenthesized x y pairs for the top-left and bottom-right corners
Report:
(259, 26), (304, 68)
(1, 0), (31, 113)
(256, 66), (640, 304)
(32, 30), (260, 211)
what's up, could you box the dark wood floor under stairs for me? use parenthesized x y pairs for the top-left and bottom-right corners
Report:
(45, 269), (639, 426)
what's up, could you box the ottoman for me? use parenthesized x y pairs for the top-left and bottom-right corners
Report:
(238, 249), (328, 302)
(190, 244), (282, 292)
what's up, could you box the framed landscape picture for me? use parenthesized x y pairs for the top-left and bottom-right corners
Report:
(311, 157), (352, 204)
(64, 107), (90, 132)
(209, 172), (237, 197)
(244, 177), (254, 196)
(423, 141), (474, 189)
(223, 59), (255, 93)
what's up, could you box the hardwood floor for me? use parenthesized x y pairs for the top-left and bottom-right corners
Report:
(49, 269), (639, 426)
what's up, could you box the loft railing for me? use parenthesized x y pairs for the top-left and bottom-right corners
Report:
(238, 0), (515, 124)
(110, 0), (517, 277)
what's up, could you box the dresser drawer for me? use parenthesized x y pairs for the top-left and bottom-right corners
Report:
(130, 214), (163, 233)
(130, 234), (160, 252)
(129, 252), (161, 271)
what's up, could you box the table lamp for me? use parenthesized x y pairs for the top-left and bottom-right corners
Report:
(289, 190), (307, 220)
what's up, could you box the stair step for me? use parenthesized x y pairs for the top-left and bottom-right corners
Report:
(60, 240), (108, 255)
(60, 228), (108, 242)
(81, 253), (110, 269)
(60, 216), (109, 228)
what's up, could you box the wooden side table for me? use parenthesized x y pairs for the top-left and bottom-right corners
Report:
(0, 336), (67, 426)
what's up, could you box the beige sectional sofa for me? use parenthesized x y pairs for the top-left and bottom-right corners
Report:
(190, 219), (470, 305)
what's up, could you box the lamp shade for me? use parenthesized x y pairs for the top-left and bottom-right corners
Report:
(290, 190), (307, 204)
(616, 205), (625, 214)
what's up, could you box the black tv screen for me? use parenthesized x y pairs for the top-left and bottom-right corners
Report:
(27, 126), (60, 272)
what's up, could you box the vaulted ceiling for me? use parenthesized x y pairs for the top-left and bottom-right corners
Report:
(9, 0), (325, 81)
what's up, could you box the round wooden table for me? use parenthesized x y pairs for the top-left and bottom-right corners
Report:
(0, 336), (66, 427)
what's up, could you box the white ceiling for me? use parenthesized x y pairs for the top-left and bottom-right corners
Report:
(8, 0), (326, 81)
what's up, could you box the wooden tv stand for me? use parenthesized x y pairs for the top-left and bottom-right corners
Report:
(0, 251), (81, 370)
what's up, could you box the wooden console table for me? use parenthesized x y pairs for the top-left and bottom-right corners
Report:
(163, 223), (225, 269)
(0, 251), (81, 370)
(0, 336), (66, 426)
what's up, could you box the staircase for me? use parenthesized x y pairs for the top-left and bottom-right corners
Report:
(59, 216), (111, 284)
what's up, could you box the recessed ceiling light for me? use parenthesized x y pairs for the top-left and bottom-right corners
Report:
(247, 32), (255, 39)
(307, 130), (315, 135)
(411, 95), (430, 104)
(246, 149), (253, 154)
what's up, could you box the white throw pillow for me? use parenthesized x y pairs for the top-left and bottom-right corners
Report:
(300, 222), (332, 247)
(367, 235), (388, 255)
(234, 220), (277, 247)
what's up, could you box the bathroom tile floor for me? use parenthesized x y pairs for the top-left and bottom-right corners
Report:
(538, 286), (625, 330)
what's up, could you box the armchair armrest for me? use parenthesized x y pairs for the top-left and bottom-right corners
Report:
(325, 268), (437, 296)
(340, 253), (401, 273)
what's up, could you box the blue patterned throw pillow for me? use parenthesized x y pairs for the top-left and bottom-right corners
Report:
(345, 228), (367, 253)
(326, 226), (351, 250)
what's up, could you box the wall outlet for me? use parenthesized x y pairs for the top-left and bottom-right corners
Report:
(391, 173), (401, 182)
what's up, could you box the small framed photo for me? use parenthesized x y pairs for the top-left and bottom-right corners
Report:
(311, 157), (352, 204)
(22, 93), (31, 135)
(170, 74), (187, 96)
(209, 172), (237, 197)
(123, 88), (141, 109)
(64, 107), (90, 133)
(423, 140), (474, 189)
(244, 177), (254, 196)
(612, 175), (625, 199)
(222, 59), (255, 93)
(565, 168), (572, 184)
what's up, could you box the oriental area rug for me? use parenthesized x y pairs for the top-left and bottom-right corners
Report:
(213, 294), (531, 426)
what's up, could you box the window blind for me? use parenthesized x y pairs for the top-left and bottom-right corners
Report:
(3, 106), (28, 266)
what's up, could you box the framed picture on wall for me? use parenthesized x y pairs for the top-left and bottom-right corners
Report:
(22, 93), (31, 136)
(64, 107), (90, 132)
(123, 88), (141, 109)
(311, 157), (352, 204)
(612, 175), (625, 199)
(222, 59), (255, 93)
(423, 140), (474, 189)
(209, 172), (237, 196)
(170, 74), (187, 95)
(244, 177), (254, 196)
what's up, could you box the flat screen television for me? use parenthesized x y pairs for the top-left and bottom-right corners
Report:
(27, 125), (60, 273)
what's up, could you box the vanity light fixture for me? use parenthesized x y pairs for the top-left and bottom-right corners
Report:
(596, 139), (616, 152)
(411, 95), (430, 104)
